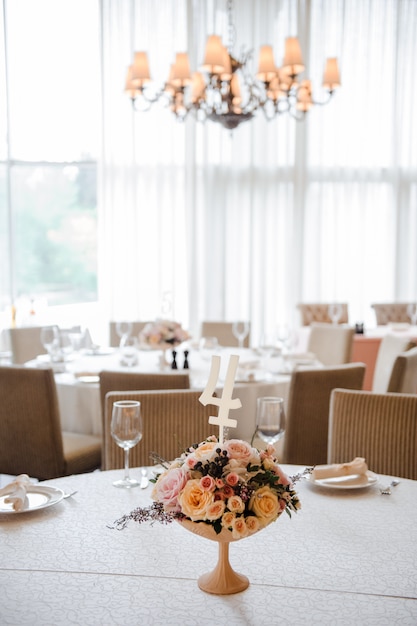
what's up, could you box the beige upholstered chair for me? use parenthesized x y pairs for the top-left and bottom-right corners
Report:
(282, 363), (366, 465)
(0, 366), (101, 480)
(297, 303), (349, 326)
(109, 321), (150, 347)
(103, 389), (217, 469)
(371, 303), (414, 325)
(99, 370), (190, 428)
(7, 326), (49, 364)
(328, 389), (417, 480)
(307, 323), (355, 365)
(200, 321), (251, 348)
(386, 346), (417, 393)
(372, 335), (416, 392)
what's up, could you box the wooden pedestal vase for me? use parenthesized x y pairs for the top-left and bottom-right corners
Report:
(179, 519), (251, 595)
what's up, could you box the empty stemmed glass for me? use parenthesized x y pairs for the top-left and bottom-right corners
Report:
(407, 303), (417, 326)
(40, 325), (60, 361)
(116, 321), (133, 345)
(253, 396), (286, 447)
(328, 303), (343, 325)
(111, 400), (143, 488)
(232, 321), (250, 349)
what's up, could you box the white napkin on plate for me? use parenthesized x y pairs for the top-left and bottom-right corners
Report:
(0, 474), (32, 511)
(312, 457), (368, 481)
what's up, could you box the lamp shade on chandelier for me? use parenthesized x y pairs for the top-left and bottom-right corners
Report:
(125, 3), (341, 130)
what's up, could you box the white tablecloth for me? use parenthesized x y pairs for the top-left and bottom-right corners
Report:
(0, 466), (416, 625)
(52, 347), (292, 442)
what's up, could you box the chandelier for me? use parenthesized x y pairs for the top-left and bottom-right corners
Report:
(124, 1), (341, 131)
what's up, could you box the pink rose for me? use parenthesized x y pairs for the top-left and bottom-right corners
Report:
(151, 467), (189, 513)
(272, 464), (291, 486)
(200, 475), (215, 491)
(225, 472), (239, 486)
(224, 439), (258, 464)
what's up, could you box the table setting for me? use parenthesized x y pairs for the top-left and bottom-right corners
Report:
(1, 352), (416, 624)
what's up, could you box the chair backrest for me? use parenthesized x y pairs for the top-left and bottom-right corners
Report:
(103, 389), (218, 469)
(0, 365), (66, 478)
(7, 326), (49, 364)
(371, 303), (413, 325)
(99, 370), (190, 428)
(372, 335), (416, 392)
(283, 363), (366, 465)
(200, 321), (251, 347)
(297, 303), (349, 326)
(307, 323), (355, 365)
(387, 346), (417, 393)
(109, 321), (150, 347)
(328, 388), (417, 480)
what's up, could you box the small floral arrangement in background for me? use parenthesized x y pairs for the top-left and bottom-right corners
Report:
(139, 319), (190, 349)
(113, 436), (302, 538)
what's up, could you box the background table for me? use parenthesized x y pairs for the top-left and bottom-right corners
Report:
(1, 467), (416, 625)
(52, 347), (292, 442)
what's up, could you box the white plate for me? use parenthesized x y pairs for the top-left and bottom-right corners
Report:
(0, 485), (65, 514)
(308, 470), (378, 490)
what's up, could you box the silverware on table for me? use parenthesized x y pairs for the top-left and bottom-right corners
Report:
(379, 480), (400, 495)
(63, 490), (78, 499)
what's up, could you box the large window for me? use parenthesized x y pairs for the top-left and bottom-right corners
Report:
(0, 0), (99, 325)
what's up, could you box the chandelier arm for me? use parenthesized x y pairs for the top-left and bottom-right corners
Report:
(310, 90), (335, 107)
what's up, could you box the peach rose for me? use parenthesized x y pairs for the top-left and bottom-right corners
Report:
(206, 500), (226, 521)
(227, 495), (245, 514)
(245, 515), (260, 534)
(191, 441), (219, 463)
(178, 479), (214, 521)
(222, 511), (236, 529)
(231, 516), (249, 539)
(249, 485), (281, 526)
(151, 467), (189, 513)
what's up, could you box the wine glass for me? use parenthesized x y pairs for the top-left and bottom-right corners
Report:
(254, 396), (286, 446)
(277, 324), (293, 354)
(258, 332), (278, 378)
(328, 303), (343, 325)
(40, 325), (60, 360)
(119, 335), (139, 367)
(407, 303), (417, 326)
(111, 400), (143, 488)
(232, 321), (250, 349)
(116, 321), (133, 345)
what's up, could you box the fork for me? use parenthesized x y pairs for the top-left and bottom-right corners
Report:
(379, 480), (400, 495)
(63, 490), (78, 499)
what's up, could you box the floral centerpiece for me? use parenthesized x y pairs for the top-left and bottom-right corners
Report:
(151, 436), (300, 538)
(139, 319), (190, 350)
(112, 435), (303, 594)
(111, 353), (304, 595)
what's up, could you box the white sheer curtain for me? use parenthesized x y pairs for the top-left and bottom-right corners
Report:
(100, 0), (417, 342)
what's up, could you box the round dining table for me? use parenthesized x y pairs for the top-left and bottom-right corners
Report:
(36, 346), (296, 441)
(0, 465), (416, 625)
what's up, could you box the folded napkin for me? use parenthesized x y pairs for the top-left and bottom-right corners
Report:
(312, 457), (368, 481)
(0, 474), (32, 511)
